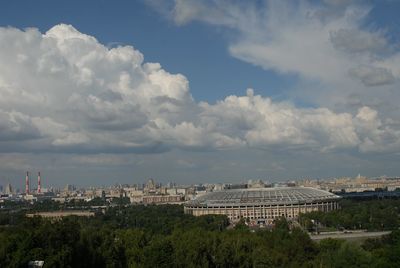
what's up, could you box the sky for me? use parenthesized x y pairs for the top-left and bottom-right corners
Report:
(1, 0), (400, 189)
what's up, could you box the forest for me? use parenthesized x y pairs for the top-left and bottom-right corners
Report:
(299, 199), (400, 231)
(0, 199), (399, 267)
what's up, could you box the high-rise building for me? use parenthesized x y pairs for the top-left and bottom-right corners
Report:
(37, 172), (41, 194)
(5, 183), (13, 195)
(25, 171), (30, 194)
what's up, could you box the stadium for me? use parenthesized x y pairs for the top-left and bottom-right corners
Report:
(184, 187), (341, 223)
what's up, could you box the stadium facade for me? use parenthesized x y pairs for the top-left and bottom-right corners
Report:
(184, 187), (341, 223)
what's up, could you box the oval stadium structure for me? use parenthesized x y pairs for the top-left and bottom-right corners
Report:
(184, 187), (341, 223)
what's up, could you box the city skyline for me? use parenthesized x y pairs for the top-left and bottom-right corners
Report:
(1, 170), (397, 191)
(1, 0), (400, 187)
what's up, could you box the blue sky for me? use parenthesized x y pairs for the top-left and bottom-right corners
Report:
(0, 0), (294, 102)
(1, 0), (400, 188)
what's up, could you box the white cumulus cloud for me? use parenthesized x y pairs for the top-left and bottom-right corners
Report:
(150, 0), (400, 118)
(0, 23), (399, 156)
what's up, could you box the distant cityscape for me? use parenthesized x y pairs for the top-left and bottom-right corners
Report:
(1, 172), (400, 205)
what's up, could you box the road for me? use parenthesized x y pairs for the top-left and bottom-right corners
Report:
(310, 231), (391, 241)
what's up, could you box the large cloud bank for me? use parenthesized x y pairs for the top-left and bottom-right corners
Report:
(157, 0), (400, 120)
(0, 24), (399, 155)
(161, 0), (400, 87)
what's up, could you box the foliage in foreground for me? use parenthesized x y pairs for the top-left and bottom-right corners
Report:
(0, 203), (399, 267)
(299, 199), (400, 231)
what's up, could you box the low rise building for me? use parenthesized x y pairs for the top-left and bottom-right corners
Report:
(142, 194), (183, 204)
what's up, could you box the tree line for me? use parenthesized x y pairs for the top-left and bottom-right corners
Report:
(299, 199), (400, 231)
(0, 201), (399, 267)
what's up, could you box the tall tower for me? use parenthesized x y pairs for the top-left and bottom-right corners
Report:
(5, 183), (13, 195)
(25, 171), (29, 194)
(37, 172), (41, 194)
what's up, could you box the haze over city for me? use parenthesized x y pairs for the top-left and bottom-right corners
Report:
(1, 0), (400, 188)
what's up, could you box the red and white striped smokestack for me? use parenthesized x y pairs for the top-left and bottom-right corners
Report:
(38, 172), (41, 194)
(25, 171), (29, 194)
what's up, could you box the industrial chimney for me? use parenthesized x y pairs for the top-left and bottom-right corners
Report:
(25, 171), (29, 194)
(37, 172), (41, 194)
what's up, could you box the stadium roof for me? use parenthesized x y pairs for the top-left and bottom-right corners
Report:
(186, 187), (341, 207)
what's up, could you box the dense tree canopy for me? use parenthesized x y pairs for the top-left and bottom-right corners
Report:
(299, 199), (400, 231)
(0, 201), (399, 267)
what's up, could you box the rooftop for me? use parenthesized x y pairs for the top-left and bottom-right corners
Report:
(187, 187), (340, 206)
